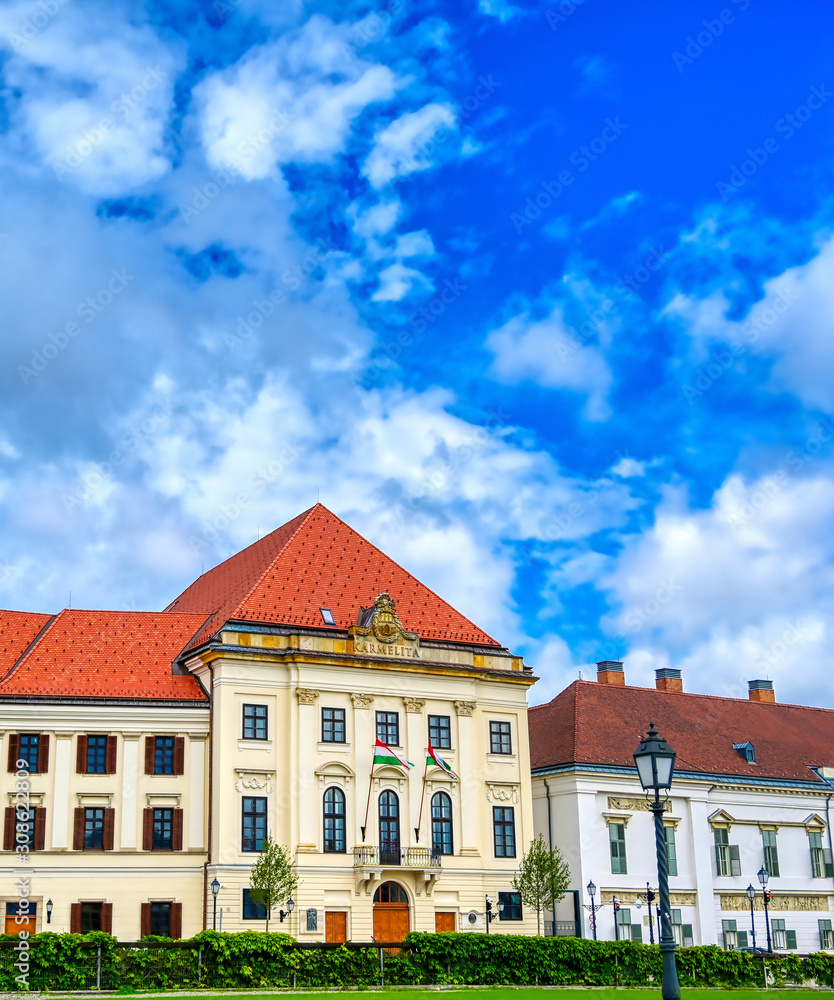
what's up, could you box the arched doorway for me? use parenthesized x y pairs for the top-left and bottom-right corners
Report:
(373, 881), (409, 943)
(378, 789), (400, 864)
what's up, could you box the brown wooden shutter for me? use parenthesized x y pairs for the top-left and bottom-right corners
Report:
(105, 736), (117, 774)
(34, 807), (46, 851)
(140, 902), (151, 938)
(73, 808), (85, 850)
(145, 736), (155, 774)
(101, 902), (113, 934)
(142, 808), (154, 850)
(3, 807), (14, 850)
(103, 808), (115, 851)
(173, 737), (185, 775)
(37, 734), (49, 773)
(172, 809), (183, 851)
(7, 733), (19, 772)
(70, 902), (82, 933)
(170, 902), (182, 940)
(76, 735), (88, 774)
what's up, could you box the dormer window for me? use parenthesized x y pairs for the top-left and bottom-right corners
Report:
(734, 742), (756, 763)
(320, 608), (335, 625)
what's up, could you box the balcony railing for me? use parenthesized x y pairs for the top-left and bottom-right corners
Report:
(353, 845), (441, 867)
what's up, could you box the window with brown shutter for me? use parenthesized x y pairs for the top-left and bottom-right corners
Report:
(36, 734), (49, 773)
(173, 737), (185, 775)
(140, 902), (151, 938)
(73, 808), (85, 850)
(34, 808), (46, 851)
(172, 809), (183, 851)
(76, 735), (89, 774)
(7, 734), (20, 772)
(105, 736), (117, 774)
(142, 809), (154, 850)
(70, 902), (82, 933)
(170, 902), (182, 940)
(103, 808), (115, 851)
(101, 902), (113, 934)
(145, 736), (155, 775)
(3, 807), (14, 850)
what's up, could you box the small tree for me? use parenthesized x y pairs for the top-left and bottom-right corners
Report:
(249, 835), (299, 932)
(512, 835), (571, 935)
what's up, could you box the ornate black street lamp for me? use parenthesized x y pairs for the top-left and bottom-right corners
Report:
(758, 867), (772, 952)
(636, 883), (657, 944)
(634, 723), (681, 1000)
(746, 884), (757, 950)
(211, 877), (220, 931)
(279, 898), (295, 923)
(584, 880), (604, 940)
(46, 899), (53, 924)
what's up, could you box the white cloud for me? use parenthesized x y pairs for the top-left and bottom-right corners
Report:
(611, 457), (645, 477)
(478, 0), (522, 22)
(363, 103), (456, 188)
(485, 303), (613, 421)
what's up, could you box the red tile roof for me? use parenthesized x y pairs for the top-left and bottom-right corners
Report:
(0, 610), (53, 676)
(529, 680), (834, 784)
(166, 503), (500, 648)
(0, 610), (209, 701)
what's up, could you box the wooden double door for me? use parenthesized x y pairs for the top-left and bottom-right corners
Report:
(372, 881), (410, 943)
(325, 911), (347, 943)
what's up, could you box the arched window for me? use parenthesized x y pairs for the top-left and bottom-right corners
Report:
(373, 881), (408, 903)
(323, 787), (346, 853)
(379, 790), (400, 864)
(431, 790), (453, 856)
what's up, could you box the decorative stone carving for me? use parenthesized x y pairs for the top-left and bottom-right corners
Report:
(403, 697), (426, 713)
(455, 701), (475, 717)
(603, 890), (696, 907)
(296, 688), (320, 705)
(486, 782), (519, 804)
(720, 893), (830, 912)
(608, 796), (671, 813)
(234, 769), (274, 793)
(350, 594), (421, 659)
(351, 693), (374, 708)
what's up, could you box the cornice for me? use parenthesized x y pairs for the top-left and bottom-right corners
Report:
(0, 702), (210, 732)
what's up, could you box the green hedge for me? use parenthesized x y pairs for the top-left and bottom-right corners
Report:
(2, 929), (834, 990)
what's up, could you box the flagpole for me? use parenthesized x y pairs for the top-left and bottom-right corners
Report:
(415, 751), (429, 843)
(361, 745), (375, 842)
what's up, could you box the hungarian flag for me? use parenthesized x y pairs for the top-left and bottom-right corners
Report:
(373, 739), (414, 770)
(426, 745), (458, 779)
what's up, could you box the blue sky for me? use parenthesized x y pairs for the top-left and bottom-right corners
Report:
(2, 0), (833, 706)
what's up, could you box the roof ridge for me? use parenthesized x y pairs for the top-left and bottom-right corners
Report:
(0, 612), (58, 685)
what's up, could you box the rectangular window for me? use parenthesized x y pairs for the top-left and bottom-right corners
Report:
(616, 906), (631, 926)
(722, 918), (738, 950)
(322, 708), (346, 743)
(153, 808), (174, 850)
(665, 824), (678, 877)
(671, 909), (694, 948)
(498, 891), (522, 920)
(242, 796), (267, 852)
(242, 889), (267, 920)
(630, 923), (643, 942)
(86, 735), (108, 774)
(16, 808), (34, 850)
(609, 822), (627, 875)
(242, 704), (268, 741)
(809, 831), (833, 878)
(154, 736), (175, 775)
(428, 715), (451, 749)
(18, 734), (40, 771)
(762, 829), (780, 877)
(376, 711), (399, 746)
(772, 918), (787, 950)
(150, 902), (171, 937)
(493, 806), (516, 857)
(489, 721), (512, 755)
(714, 828), (741, 876)
(84, 808), (105, 850)
(821, 919), (834, 950)
(80, 902), (103, 933)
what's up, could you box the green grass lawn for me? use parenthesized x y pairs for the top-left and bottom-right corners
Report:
(141, 990), (819, 999)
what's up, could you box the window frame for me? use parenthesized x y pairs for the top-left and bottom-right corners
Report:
(323, 786), (346, 853)
(149, 901), (172, 937)
(153, 807), (174, 851)
(665, 823), (678, 877)
(154, 736), (175, 775)
(376, 711), (400, 747)
(609, 822), (627, 875)
(489, 721), (512, 755)
(86, 735), (108, 774)
(242, 888), (267, 920)
(322, 707), (346, 744)
(498, 890), (522, 920)
(428, 715), (451, 750)
(241, 796), (267, 853)
(84, 807), (106, 850)
(242, 704), (268, 741)
(18, 734), (40, 772)
(762, 828), (780, 877)
(430, 790), (454, 856)
(492, 805), (516, 858)
(80, 902), (103, 933)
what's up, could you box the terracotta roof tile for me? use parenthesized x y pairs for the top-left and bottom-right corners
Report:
(529, 680), (834, 783)
(0, 610), (53, 679)
(167, 503), (499, 648)
(0, 610), (209, 701)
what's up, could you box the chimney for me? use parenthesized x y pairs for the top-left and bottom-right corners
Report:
(596, 660), (625, 686)
(655, 667), (683, 693)
(748, 679), (775, 703)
